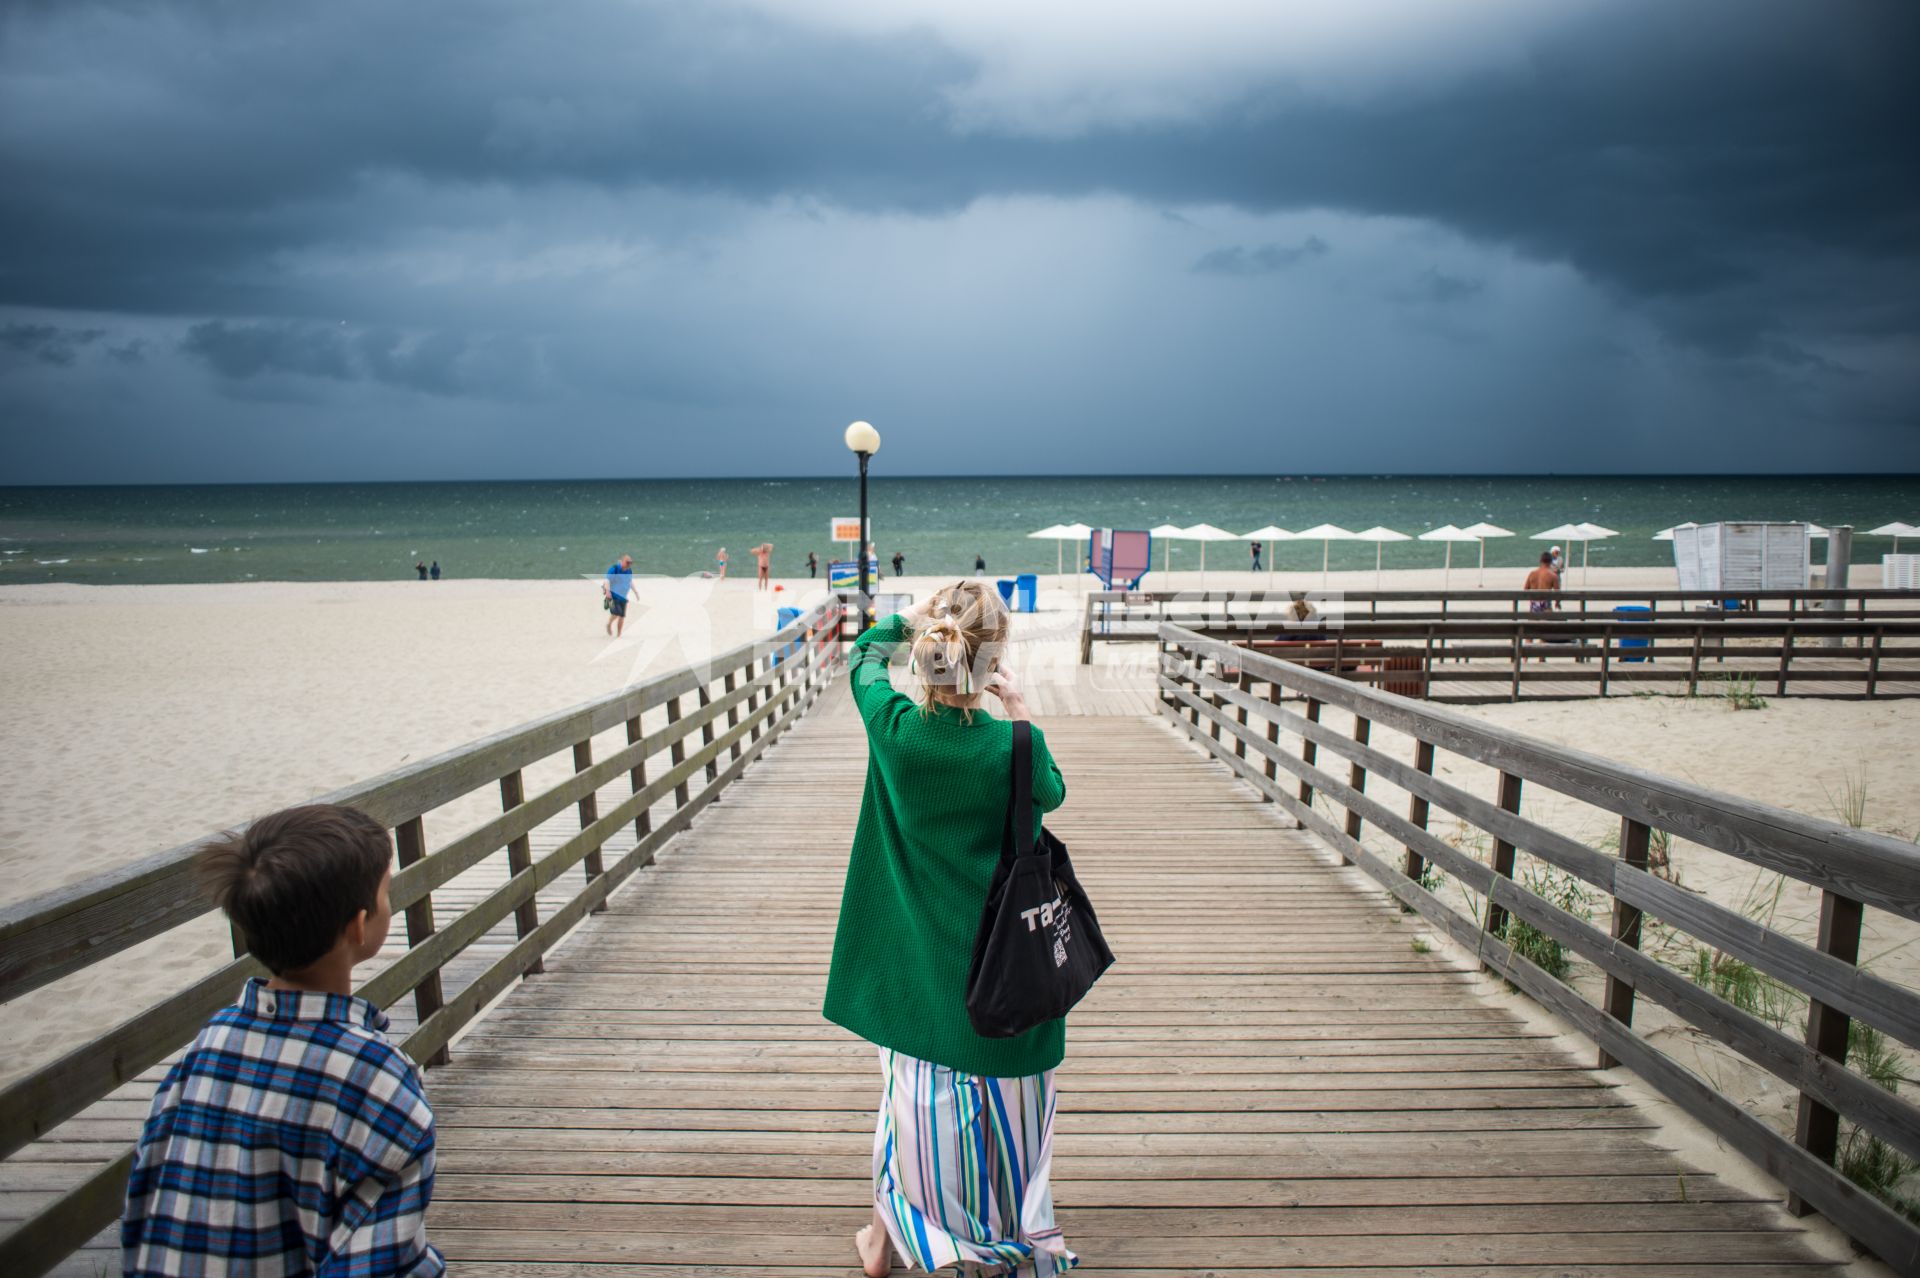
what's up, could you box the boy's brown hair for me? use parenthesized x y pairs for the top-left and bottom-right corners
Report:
(198, 804), (392, 974)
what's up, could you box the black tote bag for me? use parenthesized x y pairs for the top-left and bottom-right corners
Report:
(964, 721), (1115, 1039)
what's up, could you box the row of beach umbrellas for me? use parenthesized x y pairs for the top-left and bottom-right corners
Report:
(1028, 519), (1920, 590)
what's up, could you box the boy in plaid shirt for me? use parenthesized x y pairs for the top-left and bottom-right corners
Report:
(122, 805), (444, 1276)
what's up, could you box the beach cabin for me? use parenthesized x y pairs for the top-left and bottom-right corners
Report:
(1670, 520), (1810, 592)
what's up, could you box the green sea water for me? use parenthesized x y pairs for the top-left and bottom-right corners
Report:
(0, 475), (1912, 586)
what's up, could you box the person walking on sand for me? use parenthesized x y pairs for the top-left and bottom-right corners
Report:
(826, 582), (1077, 1278)
(415, 561), (428, 581)
(890, 549), (905, 577)
(974, 553), (986, 573)
(751, 542), (774, 591)
(604, 553), (635, 637)
(715, 547), (728, 580)
(807, 551), (818, 579)
(429, 561), (441, 581)
(1250, 540), (1263, 572)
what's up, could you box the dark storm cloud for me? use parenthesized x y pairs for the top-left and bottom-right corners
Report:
(182, 320), (539, 399)
(1, 322), (105, 367)
(1192, 237), (1329, 277)
(1411, 271), (1484, 306)
(0, 0), (1915, 480)
(1, 0), (1913, 353)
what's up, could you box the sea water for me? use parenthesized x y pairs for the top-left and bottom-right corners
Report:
(0, 474), (1911, 586)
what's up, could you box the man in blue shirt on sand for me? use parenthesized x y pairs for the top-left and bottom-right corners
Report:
(604, 553), (634, 637)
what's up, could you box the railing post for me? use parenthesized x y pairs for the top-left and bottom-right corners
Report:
(1598, 816), (1650, 1068)
(625, 715), (652, 841)
(1688, 628), (1703, 695)
(1777, 628), (1793, 696)
(1263, 679), (1281, 795)
(1866, 626), (1883, 697)
(1298, 697), (1322, 810)
(393, 816), (449, 1066)
(747, 654), (767, 744)
(1483, 771), (1523, 958)
(571, 739), (607, 911)
(498, 770), (544, 974)
(665, 695), (690, 807)
(1510, 633), (1523, 702)
(1422, 625), (1435, 698)
(1080, 592), (1096, 665)
(1234, 671), (1251, 761)
(696, 680), (719, 782)
(722, 670), (743, 760)
(1598, 628), (1611, 696)
(1788, 890), (1865, 1216)
(1403, 739), (1435, 887)
(1342, 714), (1371, 856)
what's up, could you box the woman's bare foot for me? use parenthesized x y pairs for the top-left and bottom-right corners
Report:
(855, 1221), (891, 1277)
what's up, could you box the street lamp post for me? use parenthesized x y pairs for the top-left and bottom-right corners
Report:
(844, 420), (881, 634)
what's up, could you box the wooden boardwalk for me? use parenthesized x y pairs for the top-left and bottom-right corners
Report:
(413, 684), (1838, 1276)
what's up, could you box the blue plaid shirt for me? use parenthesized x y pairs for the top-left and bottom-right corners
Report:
(122, 977), (445, 1277)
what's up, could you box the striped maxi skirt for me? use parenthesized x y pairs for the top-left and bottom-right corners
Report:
(871, 1047), (1078, 1276)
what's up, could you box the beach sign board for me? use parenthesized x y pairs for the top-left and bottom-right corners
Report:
(828, 558), (882, 591)
(830, 516), (868, 543)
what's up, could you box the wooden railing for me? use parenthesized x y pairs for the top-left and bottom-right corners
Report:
(1083, 587), (1920, 659)
(0, 601), (844, 1276)
(1155, 622), (1920, 1271)
(1077, 590), (1920, 700)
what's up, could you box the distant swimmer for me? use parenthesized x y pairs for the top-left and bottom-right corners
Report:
(715, 547), (729, 580)
(604, 553), (635, 637)
(751, 542), (774, 592)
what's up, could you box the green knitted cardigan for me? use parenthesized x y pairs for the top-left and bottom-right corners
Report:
(821, 613), (1068, 1077)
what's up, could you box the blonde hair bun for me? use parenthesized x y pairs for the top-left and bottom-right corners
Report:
(909, 581), (1010, 714)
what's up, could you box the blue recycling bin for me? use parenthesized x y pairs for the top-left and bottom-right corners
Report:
(996, 578), (1016, 607)
(1613, 605), (1651, 663)
(773, 606), (802, 666)
(1015, 573), (1038, 613)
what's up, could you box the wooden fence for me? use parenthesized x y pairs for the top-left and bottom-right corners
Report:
(1083, 587), (1920, 660)
(1077, 589), (1920, 700)
(1156, 621), (1920, 1271)
(0, 601), (844, 1276)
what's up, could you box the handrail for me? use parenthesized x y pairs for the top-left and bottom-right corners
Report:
(1155, 621), (1920, 1270)
(0, 600), (845, 1277)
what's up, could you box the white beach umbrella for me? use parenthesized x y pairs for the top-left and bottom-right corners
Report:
(1532, 522), (1616, 587)
(1869, 521), (1919, 554)
(1149, 523), (1186, 575)
(1460, 522), (1513, 587)
(1652, 521), (1699, 541)
(1293, 523), (1358, 588)
(1243, 525), (1292, 589)
(1179, 523), (1241, 586)
(1419, 524), (1481, 591)
(1027, 522), (1092, 588)
(1353, 526), (1411, 591)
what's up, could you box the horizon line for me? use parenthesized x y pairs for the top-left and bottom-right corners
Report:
(4, 470), (1916, 490)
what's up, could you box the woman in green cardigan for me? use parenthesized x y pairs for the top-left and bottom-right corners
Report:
(825, 582), (1078, 1277)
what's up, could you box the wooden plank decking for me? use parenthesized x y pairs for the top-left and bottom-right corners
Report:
(412, 684), (1838, 1276)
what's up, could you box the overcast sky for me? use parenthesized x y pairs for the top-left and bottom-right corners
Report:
(1, 0), (1915, 482)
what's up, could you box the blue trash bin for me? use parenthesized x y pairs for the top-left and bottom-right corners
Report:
(1015, 573), (1038, 613)
(773, 606), (802, 666)
(996, 579), (1016, 607)
(1613, 605), (1651, 663)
